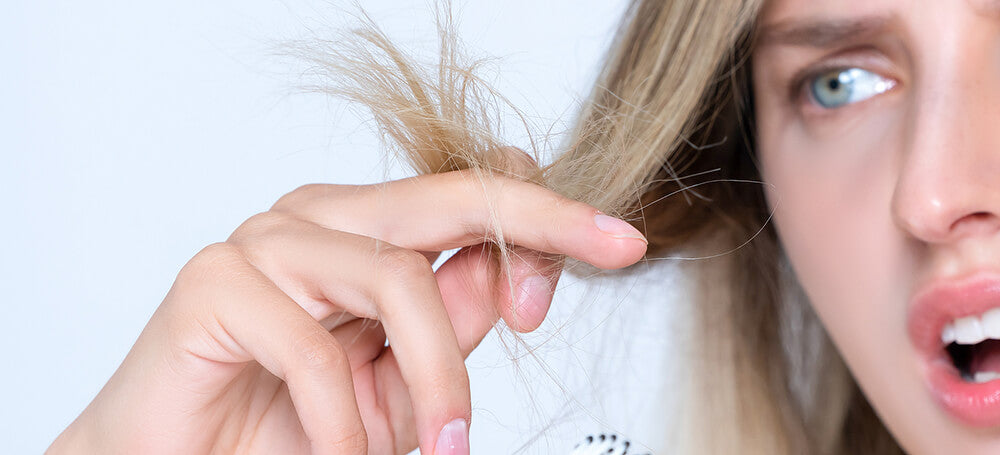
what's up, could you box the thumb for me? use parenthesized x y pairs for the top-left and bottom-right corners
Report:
(435, 244), (563, 357)
(493, 245), (563, 333)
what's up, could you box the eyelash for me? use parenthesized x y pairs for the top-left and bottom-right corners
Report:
(789, 64), (896, 112)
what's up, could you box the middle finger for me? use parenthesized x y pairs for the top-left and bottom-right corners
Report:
(228, 213), (471, 455)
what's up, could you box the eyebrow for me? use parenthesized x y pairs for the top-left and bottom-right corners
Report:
(756, 16), (891, 48)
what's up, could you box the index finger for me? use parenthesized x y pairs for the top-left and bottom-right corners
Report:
(271, 171), (648, 270)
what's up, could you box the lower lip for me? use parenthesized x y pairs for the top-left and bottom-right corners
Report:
(927, 356), (1000, 427)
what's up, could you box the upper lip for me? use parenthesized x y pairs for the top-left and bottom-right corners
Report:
(908, 270), (1000, 357)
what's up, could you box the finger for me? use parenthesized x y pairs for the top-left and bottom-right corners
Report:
(362, 246), (559, 454)
(228, 223), (472, 455)
(329, 318), (387, 371)
(493, 245), (563, 333)
(482, 145), (542, 181)
(328, 320), (396, 454)
(434, 244), (561, 349)
(432, 244), (503, 355)
(270, 172), (647, 271)
(418, 145), (540, 268)
(357, 241), (471, 455)
(177, 243), (368, 454)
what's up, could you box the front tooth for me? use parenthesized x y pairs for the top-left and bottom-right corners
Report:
(974, 371), (1000, 383)
(955, 316), (987, 344)
(983, 309), (1000, 339)
(942, 323), (957, 344)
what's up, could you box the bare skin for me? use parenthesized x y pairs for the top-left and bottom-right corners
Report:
(755, 0), (1000, 452)
(46, 149), (648, 454)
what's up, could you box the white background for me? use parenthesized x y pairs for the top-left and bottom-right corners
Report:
(1, 1), (687, 453)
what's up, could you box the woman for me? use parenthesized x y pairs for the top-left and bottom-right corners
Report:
(46, 0), (1000, 453)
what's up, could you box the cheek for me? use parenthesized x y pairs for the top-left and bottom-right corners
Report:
(755, 107), (925, 427)
(761, 129), (899, 344)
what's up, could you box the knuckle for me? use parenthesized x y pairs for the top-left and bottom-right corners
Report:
(177, 242), (248, 289)
(168, 243), (255, 314)
(372, 244), (433, 280)
(294, 332), (349, 374)
(227, 211), (296, 247)
(270, 183), (352, 214)
(270, 183), (321, 212)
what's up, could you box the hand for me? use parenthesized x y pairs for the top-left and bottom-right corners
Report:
(48, 149), (648, 454)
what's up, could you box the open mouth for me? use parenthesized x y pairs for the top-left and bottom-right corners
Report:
(943, 311), (1000, 383)
(909, 273), (1000, 427)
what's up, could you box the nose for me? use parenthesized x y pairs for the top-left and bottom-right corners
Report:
(890, 59), (1000, 245)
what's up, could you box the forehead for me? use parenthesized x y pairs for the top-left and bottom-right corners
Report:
(759, 0), (1000, 25)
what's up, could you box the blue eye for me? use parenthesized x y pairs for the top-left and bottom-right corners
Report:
(809, 68), (894, 109)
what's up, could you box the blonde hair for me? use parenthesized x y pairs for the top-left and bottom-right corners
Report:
(294, 0), (906, 453)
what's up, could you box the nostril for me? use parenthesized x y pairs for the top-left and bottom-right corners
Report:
(947, 211), (1000, 238)
(891, 172), (1000, 242)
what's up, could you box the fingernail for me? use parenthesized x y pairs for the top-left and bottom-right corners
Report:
(594, 213), (647, 242)
(435, 418), (469, 455)
(515, 275), (552, 325)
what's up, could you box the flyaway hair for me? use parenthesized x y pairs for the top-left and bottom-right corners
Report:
(290, 1), (906, 453)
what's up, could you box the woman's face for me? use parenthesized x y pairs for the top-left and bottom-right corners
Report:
(754, 0), (1000, 452)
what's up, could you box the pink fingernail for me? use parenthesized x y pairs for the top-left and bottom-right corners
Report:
(435, 418), (469, 455)
(515, 275), (552, 325)
(594, 213), (647, 242)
